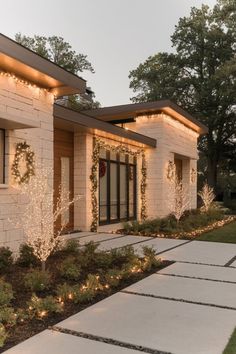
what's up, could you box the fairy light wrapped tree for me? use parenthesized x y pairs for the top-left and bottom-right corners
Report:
(198, 183), (215, 212)
(14, 166), (79, 271)
(168, 174), (190, 222)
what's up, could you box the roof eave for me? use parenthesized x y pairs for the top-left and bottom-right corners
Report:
(53, 104), (157, 148)
(0, 33), (87, 96)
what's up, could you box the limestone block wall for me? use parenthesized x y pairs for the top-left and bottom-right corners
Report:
(124, 113), (199, 218)
(0, 76), (54, 252)
(74, 133), (93, 231)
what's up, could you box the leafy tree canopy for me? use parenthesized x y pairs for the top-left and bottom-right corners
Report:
(15, 33), (94, 74)
(15, 33), (100, 109)
(129, 0), (236, 190)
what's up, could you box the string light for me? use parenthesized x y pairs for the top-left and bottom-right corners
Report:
(130, 216), (236, 239)
(0, 71), (51, 95)
(12, 166), (80, 269)
(90, 137), (147, 231)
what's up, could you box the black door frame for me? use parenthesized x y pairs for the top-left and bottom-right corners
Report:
(99, 151), (137, 225)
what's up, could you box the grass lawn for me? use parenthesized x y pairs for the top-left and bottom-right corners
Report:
(198, 221), (236, 243)
(223, 328), (236, 354)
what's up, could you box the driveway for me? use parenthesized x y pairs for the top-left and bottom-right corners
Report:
(5, 233), (236, 354)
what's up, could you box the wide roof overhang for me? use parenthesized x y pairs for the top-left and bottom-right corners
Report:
(0, 33), (86, 97)
(54, 104), (157, 148)
(84, 100), (208, 135)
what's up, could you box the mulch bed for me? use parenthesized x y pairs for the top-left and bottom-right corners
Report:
(0, 255), (172, 353)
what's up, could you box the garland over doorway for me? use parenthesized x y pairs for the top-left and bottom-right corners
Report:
(90, 137), (147, 232)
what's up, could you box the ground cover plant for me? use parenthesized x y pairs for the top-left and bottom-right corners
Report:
(123, 209), (236, 239)
(0, 240), (169, 352)
(197, 221), (236, 244)
(223, 328), (236, 354)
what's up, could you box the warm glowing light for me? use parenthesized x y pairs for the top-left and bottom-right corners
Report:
(0, 71), (54, 96)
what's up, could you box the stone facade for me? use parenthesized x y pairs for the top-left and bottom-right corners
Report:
(0, 77), (200, 248)
(0, 76), (54, 252)
(123, 113), (199, 218)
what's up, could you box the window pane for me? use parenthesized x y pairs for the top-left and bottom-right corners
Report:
(129, 165), (135, 218)
(99, 160), (107, 222)
(110, 162), (118, 220)
(0, 131), (4, 184)
(120, 164), (127, 219)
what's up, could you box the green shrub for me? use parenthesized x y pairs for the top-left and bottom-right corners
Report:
(16, 244), (38, 267)
(16, 308), (30, 324)
(124, 208), (225, 236)
(105, 269), (122, 287)
(79, 242), (99, 267)
(206, 208), (224, 221)
(62, 239), (80, 254)
(142, 246), (160, 271)
(59, 257), (81, 281)
(94, 251), (113, 270)
(56, 283), (75, 302)
(0, 324), (7, 348)
(24, 270), (51, 292)
(0, 279), (14, 306)
(0, 247), (13, 273)
(0, 306), (16, 327)
(27, 294), (63, 319)
(85, 274), (103, 292)
(72, 285), (95, 304)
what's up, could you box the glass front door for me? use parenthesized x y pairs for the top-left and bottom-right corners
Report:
(99, 151), (137, 224)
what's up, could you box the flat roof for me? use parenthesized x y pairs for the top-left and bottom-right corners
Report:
(0, 33), (87, 97)
(84, 100), (208, 135)
(54, 104), (157, 148)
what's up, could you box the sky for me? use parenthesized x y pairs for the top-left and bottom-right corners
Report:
(1, 0), (217, 107)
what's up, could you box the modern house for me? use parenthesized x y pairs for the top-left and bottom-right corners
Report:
(0, 33), (208, 252)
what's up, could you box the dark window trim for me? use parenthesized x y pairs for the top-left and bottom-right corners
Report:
(99, 152), (137, 225)
(0, 129), (5, 184)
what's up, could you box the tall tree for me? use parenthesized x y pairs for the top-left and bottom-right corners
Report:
(129, 0), (236, 190)
(15, 33), (100, 109)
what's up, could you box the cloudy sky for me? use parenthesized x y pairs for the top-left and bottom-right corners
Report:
(2, 0), (217, 106)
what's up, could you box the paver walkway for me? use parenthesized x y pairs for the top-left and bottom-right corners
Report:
(5, 233), (236, 354)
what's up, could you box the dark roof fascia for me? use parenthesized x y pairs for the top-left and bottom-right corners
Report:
(84, 100), (208, 134)
(53, 104), (157, 148)
(0, 33), (86, 95)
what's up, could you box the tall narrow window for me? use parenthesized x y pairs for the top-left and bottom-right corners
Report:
(0, 130), (5, 184)
(99, 151), (137, 224)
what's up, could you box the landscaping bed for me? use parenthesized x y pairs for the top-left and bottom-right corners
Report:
(0, 240), (170, 352)
(120, 209), (236, 240)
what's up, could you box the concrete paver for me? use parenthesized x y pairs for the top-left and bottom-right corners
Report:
(97, 235), (152, 251)
(4, 330), (142, 354)
(57, 292), (236, 354)
(158, 262), (236, 282)
(125, 273), (236, 308)
(131, 237), (188, 256)
(160, 240), (236, 265)
(78, 233), (125, 246)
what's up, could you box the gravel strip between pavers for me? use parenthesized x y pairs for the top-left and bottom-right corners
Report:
(154, 272), (236, 285)
(50, 326), (172, 354)
(121, 290), (236, 311)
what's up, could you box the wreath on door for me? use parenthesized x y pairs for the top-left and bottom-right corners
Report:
(12, 141), (35, 184)
(99, 160), (106, 178)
